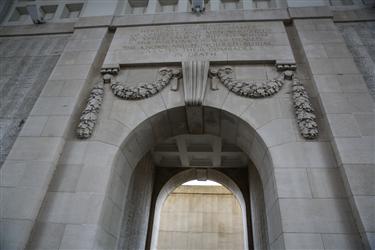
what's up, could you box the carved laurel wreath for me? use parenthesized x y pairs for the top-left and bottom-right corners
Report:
(76, 65), (318, 140)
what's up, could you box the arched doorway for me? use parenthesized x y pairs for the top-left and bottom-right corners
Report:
(114, 120), (271, 250)
(150, 168), (250, 250)
(87, 103), (278, 250)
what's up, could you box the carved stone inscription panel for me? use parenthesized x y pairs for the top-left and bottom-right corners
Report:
(104, 22), (295, 65)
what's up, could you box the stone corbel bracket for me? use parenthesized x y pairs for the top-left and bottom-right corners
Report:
(209, 66), (286, 98)
(292, 77), (319, 139)
(76, 81), (105, 139)
(110, 67), (181, 100)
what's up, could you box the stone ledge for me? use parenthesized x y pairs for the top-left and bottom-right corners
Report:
(288, 6), (333, 19)
(1, 7), (375, 35)
(333, 9), (375, 22)
(112, 9), (290, 27)
(0, 23), (74, 37)
(74, 15), (114, 29)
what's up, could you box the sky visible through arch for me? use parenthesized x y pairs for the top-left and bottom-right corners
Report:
(182, 179), (222, 186)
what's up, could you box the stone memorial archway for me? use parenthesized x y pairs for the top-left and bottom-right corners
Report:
(11, 20), (362, 250)
(96, 106), (275, 250)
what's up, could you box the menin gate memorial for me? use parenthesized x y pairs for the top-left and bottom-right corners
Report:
(0, 1), (374, 250)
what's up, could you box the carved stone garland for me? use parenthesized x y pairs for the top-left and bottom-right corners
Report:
(76, 64), (318, 140)
(76, 67), (180, 139)
(292, 77), (319, 139)
(76, 81), (105, 139)
(110, 68), (181, 100)
(209, 66), (285, 98)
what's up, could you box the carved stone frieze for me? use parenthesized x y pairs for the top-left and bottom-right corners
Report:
(76, 63), (317, 140)
(182, 61), (209, 106)
(76, 81), (105, 139)
(292, 77), (319, 139)
(209, 66), (285, 98)
(110, 68), (181, 100)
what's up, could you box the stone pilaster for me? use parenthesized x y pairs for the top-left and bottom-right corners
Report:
(294, 18), (374, 250)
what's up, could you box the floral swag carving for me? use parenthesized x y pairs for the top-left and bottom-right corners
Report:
(209, 66), (285, 98)
(76, 65), (318, 140)
(209, 66), (318, 139)
(111, 68), (181, 100)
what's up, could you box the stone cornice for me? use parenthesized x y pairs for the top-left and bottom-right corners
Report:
(0, 22), (74, 37)
(1, 7), (374, 36)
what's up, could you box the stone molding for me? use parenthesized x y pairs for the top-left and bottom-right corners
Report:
(292, 77), (319, 139)
(0, 23), (74, 37)
(76, 81), (105, 139)
(2, 7), (373, 36)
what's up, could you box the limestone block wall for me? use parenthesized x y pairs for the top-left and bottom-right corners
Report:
(0, 34), (70, 166)
(293, 18), (374, 250)
(0, 28), (110, 249)
(157, 185), (244, 250)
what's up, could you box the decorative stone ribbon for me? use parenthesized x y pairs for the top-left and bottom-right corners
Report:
(76, 81), (105, 139)
(110, 68), (181, 100)
(209, 66), (285, 98)
(292, 77), (319, 139)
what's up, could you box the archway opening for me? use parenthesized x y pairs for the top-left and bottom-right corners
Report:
(156, 179), (245, 250)
(113, 107), (273, 250)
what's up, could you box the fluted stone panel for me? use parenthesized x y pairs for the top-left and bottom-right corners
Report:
(182, 61), (209, 106)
